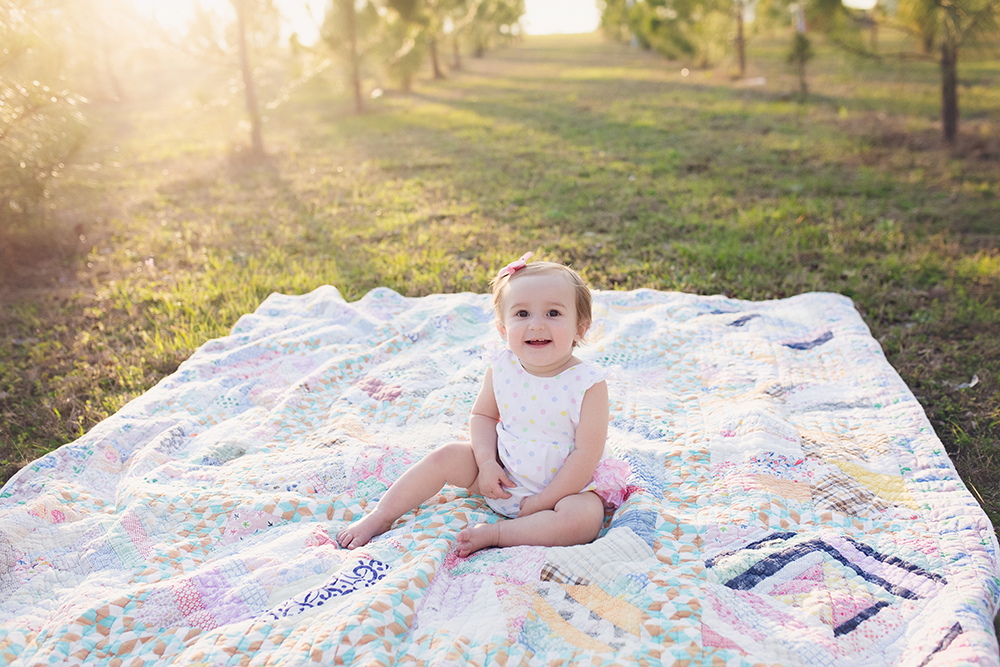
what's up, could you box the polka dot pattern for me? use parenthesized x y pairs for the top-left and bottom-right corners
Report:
(484, 347), (617, 518)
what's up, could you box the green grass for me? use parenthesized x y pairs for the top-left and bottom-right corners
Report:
(1, 32), (998, 541)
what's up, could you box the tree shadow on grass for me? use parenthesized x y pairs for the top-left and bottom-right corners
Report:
(373, 82), (992, 238)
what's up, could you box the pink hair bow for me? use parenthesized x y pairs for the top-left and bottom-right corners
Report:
(496, 252), (533, 278)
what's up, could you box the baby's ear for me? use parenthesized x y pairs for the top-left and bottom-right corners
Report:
(496, 318), (508, 341)
(575, 319), (591, 343)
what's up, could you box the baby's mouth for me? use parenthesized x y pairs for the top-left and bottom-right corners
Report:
(525, 339), (551, 347)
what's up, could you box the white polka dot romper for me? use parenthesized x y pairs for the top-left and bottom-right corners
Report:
(485, 347), (612, 518)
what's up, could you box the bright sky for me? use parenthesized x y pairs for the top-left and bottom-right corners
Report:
(522, 0), (601, 35)
(132, 0), (601, 44)
(131, 0), (320, 40)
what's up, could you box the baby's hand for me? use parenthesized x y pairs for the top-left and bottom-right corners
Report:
(477, 460), (513, 500)
(518, 493), (553, 517)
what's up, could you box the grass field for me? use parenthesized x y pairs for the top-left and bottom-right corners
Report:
(1, 31), (998, 541)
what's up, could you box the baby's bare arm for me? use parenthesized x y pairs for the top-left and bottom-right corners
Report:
(469, 370), (513, 499)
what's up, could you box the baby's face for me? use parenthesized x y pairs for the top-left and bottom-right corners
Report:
(496, 272), (587, 376)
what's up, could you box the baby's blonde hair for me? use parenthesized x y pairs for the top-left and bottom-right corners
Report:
(490, 261), (593, 337)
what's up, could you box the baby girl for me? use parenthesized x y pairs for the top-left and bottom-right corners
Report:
(338, 253), (629, 556)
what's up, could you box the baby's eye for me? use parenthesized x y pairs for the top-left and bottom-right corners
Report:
(547, 309), (561, 317)
(516, 310), (529, 318)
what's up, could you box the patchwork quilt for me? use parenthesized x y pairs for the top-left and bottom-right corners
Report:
(1, 286), (998, 666)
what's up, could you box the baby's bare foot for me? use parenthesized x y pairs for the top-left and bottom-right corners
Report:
(455, 522), (500, 557)
(338, 511), (392, 549)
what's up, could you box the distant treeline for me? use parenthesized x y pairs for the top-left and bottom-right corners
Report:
(600, 0), (999, 142)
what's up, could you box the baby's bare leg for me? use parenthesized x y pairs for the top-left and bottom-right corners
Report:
(338, 442), (479, 549)
(455, 491), (604, 558)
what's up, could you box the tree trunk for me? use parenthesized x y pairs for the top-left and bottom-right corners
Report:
(235, 0), (264, 157)
(429, 35), (444, 79)
(920, 13), (936, 54)
(735, 0), (746, 78)
(940, 38), (958, 143)
(790, 15), (810, 100)
(344, 0), (364, 113)
(452, 33), (462, 70)
(920, 29), (934, 55)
